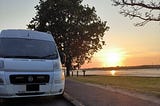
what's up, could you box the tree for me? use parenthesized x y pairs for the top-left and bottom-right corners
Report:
(28, 0), (109, 76)
(112, 0), (160, 26)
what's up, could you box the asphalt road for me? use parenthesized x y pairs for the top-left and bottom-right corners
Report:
(0, 96), (74, 106)
(65, 79), (160, 106)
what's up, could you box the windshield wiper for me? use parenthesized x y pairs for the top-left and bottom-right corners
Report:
(1, 56), (41, 59)
(40, 54), (58, 59)
(1, 54), (58, 59)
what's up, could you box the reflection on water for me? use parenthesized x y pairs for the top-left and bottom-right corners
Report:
(110, 70), (116, 76)
(70, 69), (160, 77)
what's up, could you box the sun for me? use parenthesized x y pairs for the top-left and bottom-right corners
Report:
(103, 48), (126, 67)
(94, 48), (125, 67)
(106, 52), (122, 66)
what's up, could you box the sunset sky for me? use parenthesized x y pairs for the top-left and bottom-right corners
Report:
(0, 0), (160, 68)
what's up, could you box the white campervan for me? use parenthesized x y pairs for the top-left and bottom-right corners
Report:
(0, 29), (65, 98)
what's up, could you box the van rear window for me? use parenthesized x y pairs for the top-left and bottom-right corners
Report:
(0, 38), (58, 59)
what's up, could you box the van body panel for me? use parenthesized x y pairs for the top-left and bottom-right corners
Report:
(0, 29), (54, 41)
(0, 29), (65, 98)
(2, 58), (54, 72)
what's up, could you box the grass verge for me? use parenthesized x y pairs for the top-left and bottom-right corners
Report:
(68, 76), (160, 98)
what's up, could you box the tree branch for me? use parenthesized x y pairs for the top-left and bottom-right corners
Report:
(121, 0), (160, 10)
(112, 0), (160, 26)
(120, 10), (160, 21)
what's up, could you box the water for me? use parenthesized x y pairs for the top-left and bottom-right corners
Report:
(70, 69), (160, 77)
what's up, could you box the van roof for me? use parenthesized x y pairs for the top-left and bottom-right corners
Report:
(0, 29), (54, 41)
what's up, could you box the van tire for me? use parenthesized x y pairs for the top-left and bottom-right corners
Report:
(55, 92), (64, 98)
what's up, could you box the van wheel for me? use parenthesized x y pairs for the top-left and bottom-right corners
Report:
(55, 92), (64, 98)
(0, 98), (10, 103)
(0, 98), (4, 103)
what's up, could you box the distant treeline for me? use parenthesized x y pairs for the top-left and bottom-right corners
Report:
(84, 65), (160, 71)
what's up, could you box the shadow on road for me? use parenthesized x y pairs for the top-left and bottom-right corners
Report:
(0, 96), (73, 106)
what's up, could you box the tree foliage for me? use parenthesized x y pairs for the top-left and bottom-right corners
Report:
(112, 0), (160, 26)
(28, 0), (109, 76)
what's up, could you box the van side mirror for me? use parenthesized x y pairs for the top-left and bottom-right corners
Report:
(60, 52), (66, 65)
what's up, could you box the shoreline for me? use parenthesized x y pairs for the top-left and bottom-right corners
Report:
(83, 65), (160, 71)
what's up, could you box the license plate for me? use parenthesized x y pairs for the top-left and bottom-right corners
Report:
(26, 84), (39, 91)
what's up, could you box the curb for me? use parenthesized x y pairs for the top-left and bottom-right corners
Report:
(64, 92), (84, 106)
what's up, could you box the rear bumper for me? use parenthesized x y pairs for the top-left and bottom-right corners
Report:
(0, 70), (65, 98)
(0, 83), (64, 98)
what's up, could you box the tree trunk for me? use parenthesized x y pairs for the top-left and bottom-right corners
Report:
(66, 65), (71, 76)
(65, 56), (72, 76)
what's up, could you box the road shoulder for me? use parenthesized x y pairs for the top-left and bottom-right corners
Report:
(65, 79), (160, 105)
